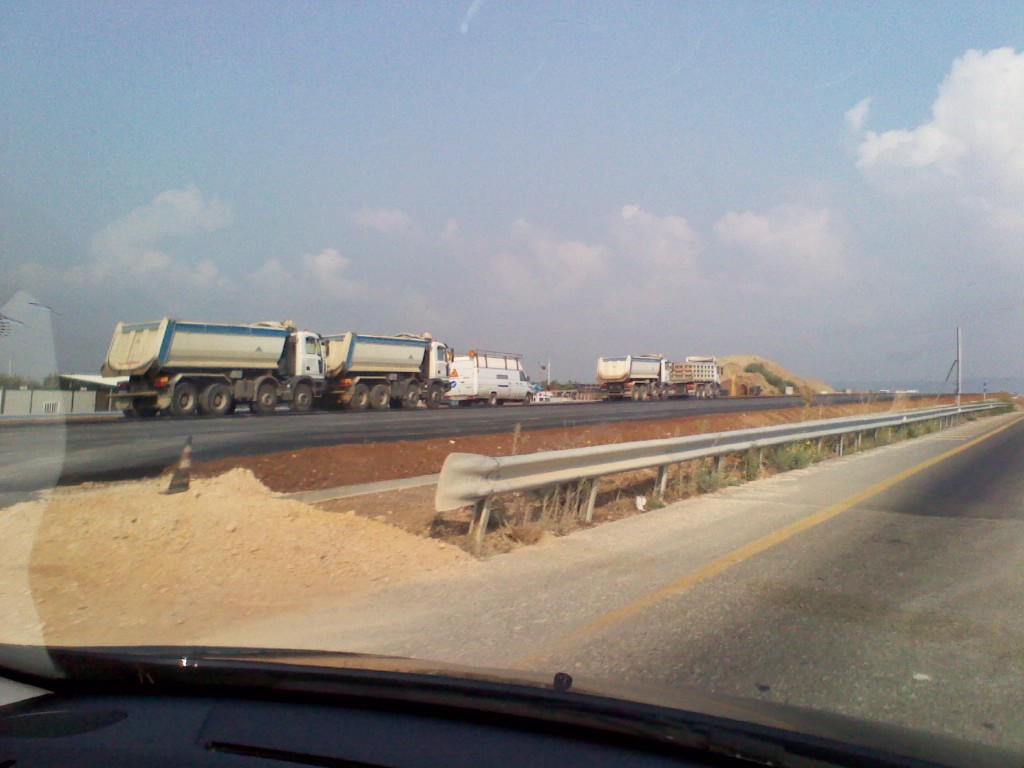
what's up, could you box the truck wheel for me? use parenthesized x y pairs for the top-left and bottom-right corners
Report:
(524, 391), (533, 404)
(250, 381), (278, 415)
(369, 383), (390, 410)
(425, 383), (444, 409)
(290, 382), (313, 412)
(402, 383), (422, 409)
(169, 381), (198, 417)
(630, 387), (642, 402)
(199, 383), (233, 417)
(347, 383), (370, 411)
(487, 392), (498, 407)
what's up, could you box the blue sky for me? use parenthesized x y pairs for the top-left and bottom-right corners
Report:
(2, 2), (1023, 387)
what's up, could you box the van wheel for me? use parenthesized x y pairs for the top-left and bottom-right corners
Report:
(369, 383), (390, 410)
(487, 392), (498, 406)
(169, 381), (198, 417)
(524, 392), (533, 404)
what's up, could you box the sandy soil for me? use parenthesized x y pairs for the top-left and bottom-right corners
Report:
(1, 470), (473, 646)
(0, 394), (983, 647)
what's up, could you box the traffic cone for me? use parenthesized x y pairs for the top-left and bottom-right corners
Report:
(165, 436), (193, 494)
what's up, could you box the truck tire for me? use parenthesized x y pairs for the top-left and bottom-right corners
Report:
(369, 383), (390, 410)
(347, 383), (370, 411)
(402, 382), (421, 409)
(199, 382), (233, 417)
(290, 382), (313, 412)
(425, 382), (444, 409)
(169, 381), (199, 418)
(250, 381), (278, 415)
(487, 392), (498, 407)
(524, 391), (533, 404)
(630, 387), (642, 402)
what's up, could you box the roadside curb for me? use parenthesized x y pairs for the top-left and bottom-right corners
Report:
(283, 473), (440, 505)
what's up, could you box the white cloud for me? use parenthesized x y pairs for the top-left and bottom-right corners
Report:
(489, 219), (608, 303)
(714, 206), (845, 281)
(854, 48), (1024, 233)
(845, 97), (871, 133)
(612, 204), (701, 272)
(301, 248), (365, 298)
(351, 206), (422, 239)
(89, 185), (233, 275)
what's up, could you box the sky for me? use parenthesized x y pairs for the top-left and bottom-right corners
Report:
(2, 2), (1023, 388)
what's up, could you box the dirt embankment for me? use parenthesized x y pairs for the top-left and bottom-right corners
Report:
(719, 354), (836, 397)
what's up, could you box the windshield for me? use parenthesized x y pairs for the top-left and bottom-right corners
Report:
(2, 2), (1024, 760)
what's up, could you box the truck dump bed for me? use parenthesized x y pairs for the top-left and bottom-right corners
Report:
(668, 357), (720, 384)
(321, 333), (429, 377)
(596, 355), (663, 383)
(101, 319), (290, 376)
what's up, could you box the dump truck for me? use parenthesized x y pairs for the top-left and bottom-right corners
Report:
(447, 350), (533, 406)
(320, 332), (452, 410)
(662, 356), (723, 399)
(102, 318), (325, 417)
(596, 354), (667, 401)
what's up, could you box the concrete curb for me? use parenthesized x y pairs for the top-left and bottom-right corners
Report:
(283, 473), (440, 505)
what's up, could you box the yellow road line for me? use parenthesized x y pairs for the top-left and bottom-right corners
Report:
(514, 412), (1024, 669)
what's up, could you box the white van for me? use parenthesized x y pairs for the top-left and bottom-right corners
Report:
(447, 350), (533, 406)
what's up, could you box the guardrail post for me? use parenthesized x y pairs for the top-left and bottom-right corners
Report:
(856, 431), (862, 451)
(468, 495), (494, 554)
(585, 480), (600, 523)
(838, 435), (844, 456)
(715, 455), (725, 474)
(655, 465), (669, 499)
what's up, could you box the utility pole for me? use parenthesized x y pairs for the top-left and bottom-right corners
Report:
(956, 326), (962, 407)
(546, 352), (551, 389)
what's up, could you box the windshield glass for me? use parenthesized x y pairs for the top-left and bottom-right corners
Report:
(2, 1), (1024, 759)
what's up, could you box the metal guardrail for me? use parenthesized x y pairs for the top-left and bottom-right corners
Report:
(435, 402), (1005, 550)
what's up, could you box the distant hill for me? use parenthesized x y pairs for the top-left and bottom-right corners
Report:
(719, 355), (835, 397)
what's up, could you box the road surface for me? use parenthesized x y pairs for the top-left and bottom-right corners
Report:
(0, 393), (874, 495)
(204, 411), (1024, 751)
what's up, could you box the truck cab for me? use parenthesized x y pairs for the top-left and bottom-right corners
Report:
(282, 330), (326, 382)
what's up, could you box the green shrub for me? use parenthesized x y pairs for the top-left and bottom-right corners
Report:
(771, 442), (816, 470)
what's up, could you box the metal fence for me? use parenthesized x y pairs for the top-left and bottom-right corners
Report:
(435, 402), (1005, 550)
(0, 388), (113, 417)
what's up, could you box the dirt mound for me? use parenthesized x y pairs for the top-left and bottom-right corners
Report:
(0, 469), (473, 646)
(719, 354), (835, 396)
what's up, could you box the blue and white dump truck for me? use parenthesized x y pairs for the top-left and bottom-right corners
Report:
(103, 320), (453, 417)
(102, 319), (325, 417)
(319, 332), (452, 411)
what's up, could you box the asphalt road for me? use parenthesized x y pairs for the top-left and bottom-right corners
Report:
(0, 393), (875, 495)
(204, 412), (1024, 751)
